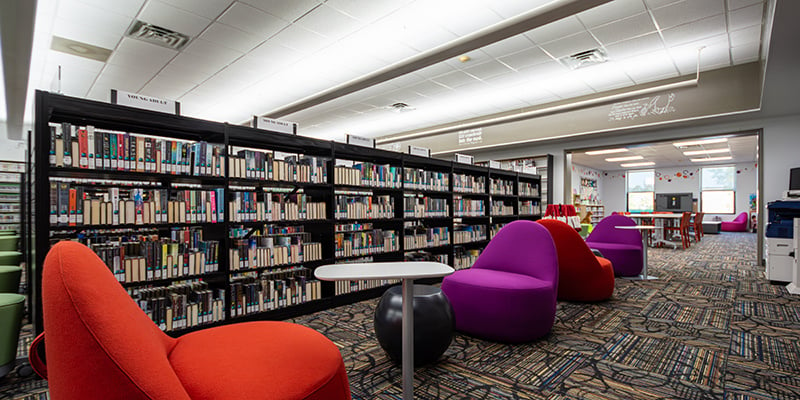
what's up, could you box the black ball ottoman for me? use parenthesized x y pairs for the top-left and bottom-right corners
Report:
(373, 284), (454, 366)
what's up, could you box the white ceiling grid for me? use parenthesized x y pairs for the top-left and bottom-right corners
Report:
(24, 0), (766, 142)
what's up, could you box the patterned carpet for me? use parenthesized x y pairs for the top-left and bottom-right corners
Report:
(3, 232), (799, 399)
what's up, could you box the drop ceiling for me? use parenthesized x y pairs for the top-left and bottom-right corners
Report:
(570, 134), (758, 170)
(18, 0), (767, 142)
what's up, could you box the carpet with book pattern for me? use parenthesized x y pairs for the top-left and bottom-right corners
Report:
(4, 232), (800, 400)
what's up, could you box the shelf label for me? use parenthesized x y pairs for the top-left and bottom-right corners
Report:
(408, 145), (430, 157)
(488, 160), (501, 169)
(346, 134), (375, 148)
(111, 89), (179, 115)
(454, 153), (474, 164)
(253, 116), (297, 134)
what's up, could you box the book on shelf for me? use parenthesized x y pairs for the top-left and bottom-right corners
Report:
(454, 248), (482, 270)
(403, 195), (449, 218)
(131, 281), (225, 332)
(228, 150), (328, 184)
(334, 194), (394, 220)
(404, 225), (450, 250)
(453, 195), (485, 217)
(490, 200), (514, 216)
(334, 161), (401, 188)
(490, 178), (514, 195)
(228, 191), (326, 222)
(335, 226), (398, 258)
(48, 122), (225, 177)
(453, 173), (486, 194)
(403, 168), (449, 191)
(229, 267), (321, 316)
(453, 224), (487, 244)
(519, 182), (540, 197)
(229, 228), (323, 271)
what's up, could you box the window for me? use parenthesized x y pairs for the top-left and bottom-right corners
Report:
(701, 166), (735, 213)
(627, 170), (654, 213)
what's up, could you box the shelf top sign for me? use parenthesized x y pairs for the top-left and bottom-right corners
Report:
(408, 145), (430, 157)
(454, 153), (474, 164)
(253, 116), (297, 135)
(111, 89), (179, 115)
(346, 134), (375, 148)
(488, 160), (501, 169)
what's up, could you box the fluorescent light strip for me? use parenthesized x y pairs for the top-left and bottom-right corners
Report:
(682, 148), (730, 156)
(690, 156), (733, 162)
(605, 155), (643, 162)
(620, 162), (655, 167)
(585, 148), (629, 155)
(378, 77), (699, 145)
(673, 138), (728, 147)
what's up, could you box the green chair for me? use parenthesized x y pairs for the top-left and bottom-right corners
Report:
(0, 265), (22, 293)
(0, 231), (16, 236)
(0, 235), (18, 251)
(579, 223), (593, 238)
(0, 293), (24, 377)
(0, 251), (21, 266)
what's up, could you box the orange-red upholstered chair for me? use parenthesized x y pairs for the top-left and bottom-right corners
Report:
(537, 219), (615, 302)
(40, 241), (351, 400)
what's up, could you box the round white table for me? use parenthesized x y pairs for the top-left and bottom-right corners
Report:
(315, 261), (454, 400)
(615, 225), (659, 280)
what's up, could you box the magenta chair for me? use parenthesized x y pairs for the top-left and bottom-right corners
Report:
(721, 212), (748, 232)
(441, 220), (558, 343)
(585, 214), (643, 277)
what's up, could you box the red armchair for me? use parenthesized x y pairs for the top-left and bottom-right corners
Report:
(38, 241), (351, 400)
(537, 219), (615, 302)
(721, 212), (749, 232)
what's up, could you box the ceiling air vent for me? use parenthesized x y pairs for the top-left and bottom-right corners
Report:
(560, 48), (608, 70)
(387, 102), (415, 113)
(126, 20), (190, 50)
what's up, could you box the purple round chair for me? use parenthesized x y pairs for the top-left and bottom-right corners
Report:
(585, 214), (643, 277)
(441, 220), (558, 343)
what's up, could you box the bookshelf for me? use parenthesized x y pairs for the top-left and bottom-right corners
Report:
(0, 163), (23, 233)
(33, 91), (542, 336)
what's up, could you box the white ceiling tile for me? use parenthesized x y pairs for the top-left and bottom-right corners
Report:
(605, 32), (665, 60)
(106, 38), (178, 75)
(728, 3), (763, 30)
(317, 41), (387, 76)
(618, 50), (679, 83)
(53, 2), (132, 50)
(731, 42), (760, 64)
(428, 3), (503, 36)
(46, 50), (106, 74)
(729, 25), (761, 48)
(157, 0), (233, 19)
(388, 15), (460, 52)
(74, 0), (145, 18)
(44, 61), (98, 97)
(218, 2), (289, 37)
(183, 38), (243, 66)
(88, 83), (115, 102)
(519, 61), (572, 82)
(591, 12), (658, 45)
(536, 73), (595, 99)
(651, 0), (724, 30)
(643, 0), (682, 9)
(479, 35), (536, 58)
(539, 32), (600, 59)
(577, 0), (647, 27)
(431, 70), (482, 89)
(141, 73), (198, 100)
(239, 0), (322, 22)
(165, 51), (228, 77)
(727, 0), (763, 11)
(669, 34), (730, 74)
(461, 60), (514, 81)
(138, 0), (213, 37)
(574, 62), (635, 92)
(295, 4), (362, 40)
(159, 62), (213, 84)
(200, 23), (263, 53)
(662, 14), (727, 47)
(94, 64), (153, 91)
(525, 16), (585, 44)
(270, 24), (332, 54)
(326, 0), (409, 24)
(489, 0), (555, 19)
(406, 80), (452, 97)
(246, 42), (304, 65)
(414, 62), (457, 79)
(498, 46), (554, 70)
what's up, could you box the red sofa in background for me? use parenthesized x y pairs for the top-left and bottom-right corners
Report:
(721, 212), (749, 232)
(36, 241), (351, 400)
(537, 219), (615, 302)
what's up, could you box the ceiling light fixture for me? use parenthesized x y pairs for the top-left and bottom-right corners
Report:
(690, 156), (733, 162)
(673, 138), (728, 147)
(620, 162), (655, 167)
(459, 55), (471, 63)
(585, 148), (629, 155)
(682, 148), (730, 156)
(605, 155), (643, 162)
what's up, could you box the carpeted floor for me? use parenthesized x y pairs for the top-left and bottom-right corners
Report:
(4, 232), (799, 399)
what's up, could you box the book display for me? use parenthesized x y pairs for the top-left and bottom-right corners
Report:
(33, 91), (542, 335)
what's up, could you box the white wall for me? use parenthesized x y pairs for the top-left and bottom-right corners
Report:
(0, 122), (28, 162)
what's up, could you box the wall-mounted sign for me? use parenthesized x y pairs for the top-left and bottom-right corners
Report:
(253, 116), (297, 134)
(457, 128), (483, 145)
(111, 89), (179, 115)
(408, 145), (431, 157)
(608, 93), (677, 122)
(454, 153), (474, 164)
(346, 134), (375, 148)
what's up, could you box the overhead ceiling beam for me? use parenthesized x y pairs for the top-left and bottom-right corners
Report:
(0, 0), (37, 140)
(261, 0), (612, 119)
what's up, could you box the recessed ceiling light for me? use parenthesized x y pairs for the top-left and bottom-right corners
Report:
(605, 155), (644, 162)
(51, 36), (113, 62)
(682, 148), (730, 156)
(690, 156), (733, 162)
(459, 55), (471, 63)
(620, 162), (655, 167)
(585, 148), (628, 155)
(673, 138), (728, 147)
